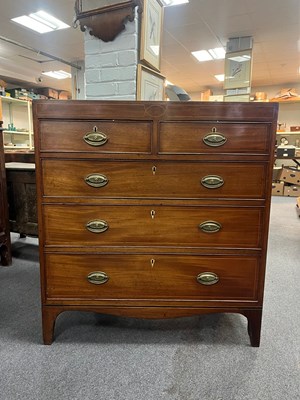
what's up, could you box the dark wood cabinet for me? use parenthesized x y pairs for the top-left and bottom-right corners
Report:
(0, 123), (11, 266)
(33, 100), (278, 346)
(5, 164), (38, 237)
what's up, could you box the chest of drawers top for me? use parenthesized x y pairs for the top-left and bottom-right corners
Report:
(33, 100), (278, 158)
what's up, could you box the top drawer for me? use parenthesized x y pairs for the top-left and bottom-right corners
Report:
(159, 122), (271, 154)
(38, 120), (152, 154)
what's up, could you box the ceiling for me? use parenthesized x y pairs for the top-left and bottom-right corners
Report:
(0, 0), (299, 95)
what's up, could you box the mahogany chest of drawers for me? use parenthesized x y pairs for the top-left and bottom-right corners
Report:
(33, 100), (278, 346)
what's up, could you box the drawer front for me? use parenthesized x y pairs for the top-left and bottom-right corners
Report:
(42, 160), (267, 199)
(159, 122), (270, 154)
(39, 120), (152, 153)
(43, 205), (262, 248)
(45, 254), (258, 301)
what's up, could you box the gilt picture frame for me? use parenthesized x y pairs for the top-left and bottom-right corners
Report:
(137, 64), (165, 101)
(140, 0), (163, 71)
(223, 49), (252, 90)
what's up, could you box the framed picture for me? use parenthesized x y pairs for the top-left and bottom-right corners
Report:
(223, 49), (252, 89)
(137, 64), (165, 101)
(140, 0), (163, 71)
(224, 94), (250, 102)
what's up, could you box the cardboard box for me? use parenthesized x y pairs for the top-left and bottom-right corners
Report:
(200, 89), (212, 101)
(209, 95), (224, 102)
(284, 185), (300, 197)
(290, 126), (300, 132)
(272, 182), (284, 196)
(58, 91), (71, 100)
(276, 145), (296, 158)
(273, 166), (282, 181)
(37, 88), (59, 99)
(279, 167), (300, 185)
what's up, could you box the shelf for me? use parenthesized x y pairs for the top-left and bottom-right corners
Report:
(276, 131), (300, 135)
(4, 145), (30, 149)
(3, 130), (30, 135)
(1, 96), (34, 150)
(0, 96), (30, 106)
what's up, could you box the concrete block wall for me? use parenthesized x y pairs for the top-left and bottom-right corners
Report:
(84, 11), (138, 100)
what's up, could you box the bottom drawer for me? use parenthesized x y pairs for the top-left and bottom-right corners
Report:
(45, 254), (259, 301)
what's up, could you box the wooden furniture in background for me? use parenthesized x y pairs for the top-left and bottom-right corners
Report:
(0, 122), (11, 265)
(5, 163), (38, 237)
(33, 100), (278, 346)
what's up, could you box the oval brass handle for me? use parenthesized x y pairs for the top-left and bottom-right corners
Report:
(199, 220), (222, 233)
(85, 174), (109, 188)
(201, 175), (224, 189)
(203, 129), (227, 147)
(196, 272), (219, 286)
(86, 219), (109, 233)
(83, 131), (108, 146)
(87, 271), (109, 285)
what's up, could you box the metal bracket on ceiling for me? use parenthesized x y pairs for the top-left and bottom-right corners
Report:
(0, 35), (82, 70)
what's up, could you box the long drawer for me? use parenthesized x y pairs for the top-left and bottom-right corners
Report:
(43, 205), (263, 248)
(159, 122), (271, 154)
(42, 160), (267, 199)
(45, 254), (258, 301)
(38, 120), (152, 153)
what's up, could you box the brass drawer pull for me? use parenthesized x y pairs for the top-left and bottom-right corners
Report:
(86, 219), (109, 233)
(196, 272), (219, 286)
(203, 127), (227, 147)
(83, 127), (108, 146)
(199, 220), (222, 233)
(85, 174), (109, 188)
(201, 175), (224, 189)
(87, 271), (109, 285)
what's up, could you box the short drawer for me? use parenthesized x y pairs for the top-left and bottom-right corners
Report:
(39, 120), (152, 153)
(45, 254), (258, 301)
(159, 122), (271, 154)
(43, 205), (263, 248)
(42, 160), (267, 199)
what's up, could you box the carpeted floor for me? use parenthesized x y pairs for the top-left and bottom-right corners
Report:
(0, 196), (299, 400)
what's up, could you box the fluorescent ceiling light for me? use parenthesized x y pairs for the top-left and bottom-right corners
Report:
(208, 47), (226, 60)
(214, 74), (225, 82)
(11, 10), (70, 34)
(192, 50), (213, 62)
(192, 47), (225, 62)
(12, 16), (53, 33)
(42, 70), (71, 79)
(162, 0), (189, 6)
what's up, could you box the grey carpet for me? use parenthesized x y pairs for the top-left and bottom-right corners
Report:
(0, 196), (299, 400)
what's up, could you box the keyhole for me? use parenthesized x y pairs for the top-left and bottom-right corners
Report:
(152, 166), (157, 175)
(93, 126), (98, 132)
(150, 210), (156, 219)
(212, 127), (217, 133)
(150, 259), (155, 268)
